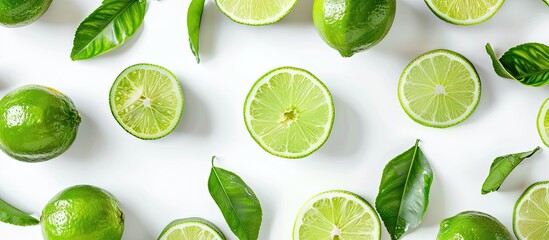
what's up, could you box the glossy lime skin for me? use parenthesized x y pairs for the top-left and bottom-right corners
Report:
(0, 85), (80, 162)
(0, 0), (52, 27)
(437, 211), (513, 240)
(313, 0), (396, 57)
(41, 185), (125, 240)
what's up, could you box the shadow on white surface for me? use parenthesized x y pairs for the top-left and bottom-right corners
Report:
(176, 79), (212, 136)
(200, 2), (222, 63)
(279, 0), (313, 25)
(64, 111), (104, 160)
(122, 204), (155, 240)
(257, 187), (276, 239)
(40, 0), (85, 26)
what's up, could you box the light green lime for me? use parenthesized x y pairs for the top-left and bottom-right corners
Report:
(0, 0), (52, 27)
(215, 0), (297, 26)
(437, 211), (513, 240)
(536, 98), (549, 147)
(424, 0), (504, 26)
(398, 49), (481, 128)
(244, 66), (334, 159)
(513, 181), (549, 240)
(157, 218), (225, 240)
(293, 190), (381, 240)
(109, 63), (184, 140)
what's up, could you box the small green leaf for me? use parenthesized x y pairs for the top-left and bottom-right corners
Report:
(482, 146), (541, 195)
(187, 0), (206, 64)
(485, 43), (515, 80)
(71, 0), (147, 60)
(208, 157), (262, 240)
(0, 199), (39, 226)
(375, 140), (433, 240)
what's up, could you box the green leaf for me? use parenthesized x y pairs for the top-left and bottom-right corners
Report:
(187, 0), (206, 64)
(485, 43), (516, 80)
(375, 140), (433, 240)
(0, 199), (39, 226)
(481, 146), (540, 195)
(208, 157), (262, 240)
(486, 42), (549, 86)
(71, 0), (147, 60)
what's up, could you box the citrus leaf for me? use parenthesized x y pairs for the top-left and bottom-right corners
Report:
(187, 0), (205, 64)
(486, 43), (516, 80)
(70, 0), (147, 60)
(486, 42), (549, 86)
(482, 146), (540, 195)
(375, 140), (433, 240)
(208, 157), (262, 240)
(0, 199), (39, 226)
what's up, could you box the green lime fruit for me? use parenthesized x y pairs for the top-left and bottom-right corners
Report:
(513, 181), (549, 240)
(398, 49), (481, 128)
(158, 218), (225, 240)
(437, 211), (513, 240)
(244, 66), (335, 159)
(110, 63), (184, 140)
(0, 85), (80, 162)
(0, 0), (53, 27)
(313, 0), (396, 57)
(293, 190), (381, 240)
(536, 98), (549, 147)
(215, 0), (297, 26)
(424, 0), (504, 26)
(41, 185), (124, 240)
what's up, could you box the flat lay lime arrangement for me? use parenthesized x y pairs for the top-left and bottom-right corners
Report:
(1, 0), (549, 240)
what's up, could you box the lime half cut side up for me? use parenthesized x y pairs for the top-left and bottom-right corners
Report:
(293, 190), (381, 240)
(398, 49), (481, 128)
(424, 0), (504, 26)
(215, 0), (298, 26)
(513, 181), (549, 240)
(158, 218), (225, 240)
(537, 98), (549, 147)
(110, 63), (184, 140)
(244, 66), (335, 159)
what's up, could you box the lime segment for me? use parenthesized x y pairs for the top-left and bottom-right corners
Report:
(513, 181), (549, 240)
(158, 218), (225, 240)
(110, 63), (184, 140)
(244, 66), (334, 159)
(293, 190), (381, 240)
(424, 0), (504, 25)
(398, 49), (481, 128)
(215, 0), (297, 25)
(537, 98), (549, 147)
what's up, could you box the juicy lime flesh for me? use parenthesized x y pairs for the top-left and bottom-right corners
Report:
(111, 64), (183, 139)
(537, 99), (549, 147)
(245, 67), (334, 158)
(161, 223), (222, 240)
(515, 183), (549, 239)
(399, 50), (480, 128)
(426, 0), (503, 25)
(216, 0), (296, 25)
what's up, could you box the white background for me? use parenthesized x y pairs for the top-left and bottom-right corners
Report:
(1, 0), (549, 239)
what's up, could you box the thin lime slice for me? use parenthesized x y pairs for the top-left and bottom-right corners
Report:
(424, 0), (504, 26)
(244, 66), (334, 159)
(110, 63), (184, 140)
(537, 98), (549, 147)
(215, 0), (297, 26)
(293, 190), (381, 240)
(398, 49), (481, 128)
(513, 181), (549, 240)
(158, 218), (225, 240)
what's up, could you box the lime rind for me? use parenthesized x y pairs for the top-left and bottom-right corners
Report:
(424, 0), (505, 26)
(513, 181), (549, 240)
(398, 49), (481, 128)
(109, 63), (184, 140)
(243, 66), (335, 159)
(536, 98), (549, 147)
(158, 218), (225, 240)
(215, 0), (298, 26)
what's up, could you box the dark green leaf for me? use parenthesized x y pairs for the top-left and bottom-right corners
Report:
(187, 0), (205, 64)
(208, 157), (262, 240)
(482, 146), (540, 195)
(486, 42), (549, 86)
(0, 199), (39, 226)
(485, 43), (515, 79)
(375, 140), (433, 240)
(71, 0), (147, 60)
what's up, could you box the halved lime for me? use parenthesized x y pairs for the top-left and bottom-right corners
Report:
(293, 190), (381, 240)
(398, 49), (481, 128)
(537, 98), (549, 147)
(110, 63), (184, 140)
(424, 0), (504, 26)
(215, 0), (298, 26)
(244, 66), (334, 159)
(513, 181), (549, 240)
(158, 218), (225, 240)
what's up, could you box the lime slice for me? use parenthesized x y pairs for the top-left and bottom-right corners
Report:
(215, 0), (297, 26)
(109, 63), (184, 140)
(424, 0), (504, 26)
(293, 190), (381, 240)
(244, 66), (334, 159)
(398, 49), (481, 128)
(158, 218), (225, 240)
(513, 181), (549, 240)
(537, 98), (549, 147)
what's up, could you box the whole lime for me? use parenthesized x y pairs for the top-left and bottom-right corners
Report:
(0, 85), (80, 162)
(0, 0), (52, 27)
(41, 185), (125, 240)
(437, 211), (513, 240)
(313, 0), (396, 57)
